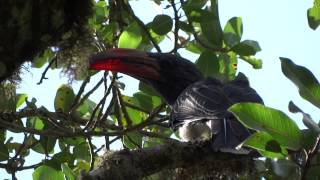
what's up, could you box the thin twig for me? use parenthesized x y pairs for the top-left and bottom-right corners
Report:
(37, 54), (57, 85)
(169, 0), (180, 53)
(88, 137), (95, 171)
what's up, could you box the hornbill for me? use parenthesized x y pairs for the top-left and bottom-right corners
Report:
(89, 48), (263, 153)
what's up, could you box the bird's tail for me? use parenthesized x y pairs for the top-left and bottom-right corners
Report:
(209, 117), (251, 154)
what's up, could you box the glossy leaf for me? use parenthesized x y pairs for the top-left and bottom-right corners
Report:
(229, 103), (302, 150)
(54, 84), (75, 113)
(16, 93), (27, 109)
(33, 165), (64, 180)
(307, 0), (320, 30)
(231, 40), (261, 56)
(281, 57), (320, 109)
(118, 22), (142, 49)
(224, 17), (243, 47)
(151, 15), (173, 35)
(240, 56), (263, 69)
(243, 131), (288, 158)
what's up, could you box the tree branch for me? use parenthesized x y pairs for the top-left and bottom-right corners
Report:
(80, 141), (255, 180)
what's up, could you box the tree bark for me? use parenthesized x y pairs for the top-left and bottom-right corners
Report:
(80, 141), (256, 180)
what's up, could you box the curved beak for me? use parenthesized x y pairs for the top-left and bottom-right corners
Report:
(89, 49), (161, 81)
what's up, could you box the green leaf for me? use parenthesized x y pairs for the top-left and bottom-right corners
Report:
(243, 131), (288, 158)
(16, 93), (27, 109)
(33, 165), (64, 180)
(240, 56), (263, 69)
(229, 103), (302, 150)
(118, 22), (142, 49)
(195, 50), (219, 77)
(76, 98), (97, 118)
(62, 137), (86, 146)
(224, 17), (243, 47)
(54, 84), (75, 113)
(27, 117), (44, 130)
(217, 52), (238, 81)
(133, 92), (160, 112)
(183, 1), (223, 48)
(185, 40), (204, 54)
(40, 136), (57, 155)
(95, 1), (107, 24)
(280, 57), (320, 109)
(139, 81), (160, 97)
(307, 0), (320, 30)
(0, 144), (9, 161)
(61, 163), (75, 180)
(123, 131), (143, 149)
(231, 40), (261, 56)
(151, 15), (173, 35)
(73, 142), (91, 162)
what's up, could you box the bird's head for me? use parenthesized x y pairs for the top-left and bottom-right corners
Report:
(89, 48), (204, 105)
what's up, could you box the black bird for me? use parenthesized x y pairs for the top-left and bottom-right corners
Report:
(89, 48), (263, 153)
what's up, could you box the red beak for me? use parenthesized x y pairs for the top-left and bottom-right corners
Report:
(89, 49), (161, 81)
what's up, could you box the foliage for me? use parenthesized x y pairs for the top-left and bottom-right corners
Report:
(0, 0), (319, 179)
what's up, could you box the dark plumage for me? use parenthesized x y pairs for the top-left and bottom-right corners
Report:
(90, 48), (263, 153)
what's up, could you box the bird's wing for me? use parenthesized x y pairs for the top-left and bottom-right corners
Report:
(171, 78), (229, 130)
(171, 78), (263, 150)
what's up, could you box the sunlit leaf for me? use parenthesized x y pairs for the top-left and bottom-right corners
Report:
(240, 56), (263, 69)
(231, 40), (261, 56)
(224, 17), (243, 47)
(243, 131), (288, 158)
(229, 103), (302, 150)
(118, 22), (142, 49)
(54, 84), (75, 113)
(307, 0), (320, 30)
(16, 93), (27, 109)
(33, 165), (64, 180)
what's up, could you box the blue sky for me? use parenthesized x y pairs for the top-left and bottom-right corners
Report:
(2, 0), (320, 179)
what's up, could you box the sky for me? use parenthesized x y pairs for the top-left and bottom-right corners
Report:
(2, 0), (320, 179)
